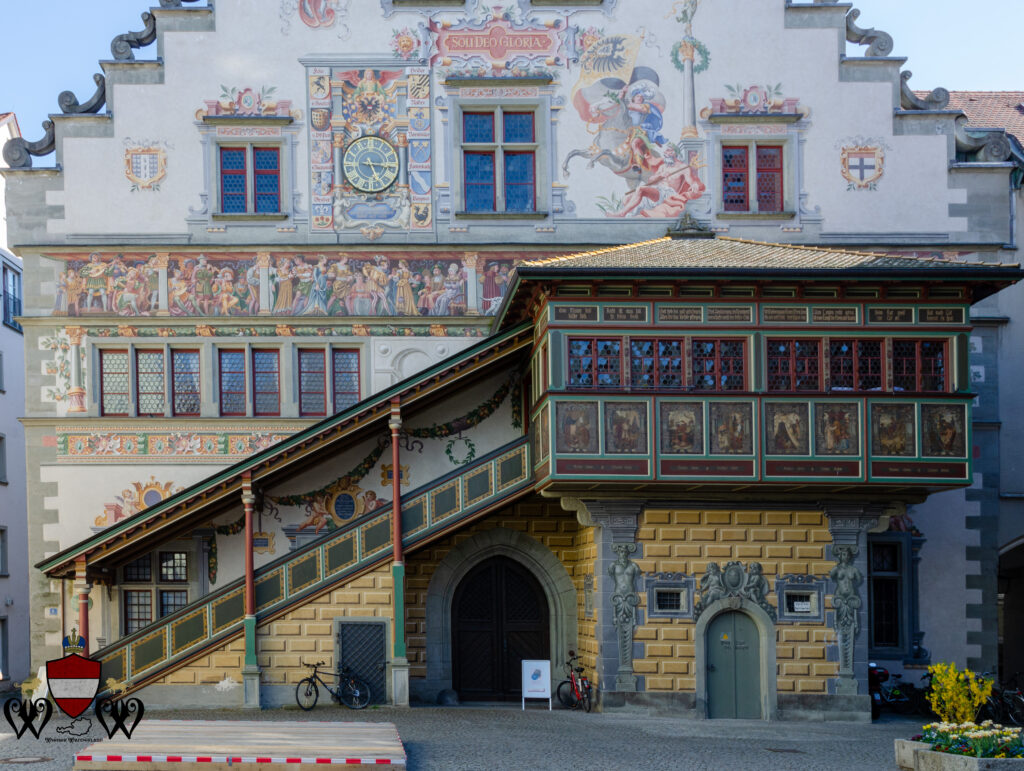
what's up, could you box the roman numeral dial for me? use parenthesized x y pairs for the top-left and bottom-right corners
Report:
(342, 135), (400, 193)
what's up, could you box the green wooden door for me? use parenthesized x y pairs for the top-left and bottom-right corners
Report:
(706, 611), (761, 719)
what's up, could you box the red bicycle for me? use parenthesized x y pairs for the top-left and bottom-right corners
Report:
(556, 650), (592, 712)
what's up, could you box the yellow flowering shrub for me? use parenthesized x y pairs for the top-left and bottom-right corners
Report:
(927, 662), (993, 724)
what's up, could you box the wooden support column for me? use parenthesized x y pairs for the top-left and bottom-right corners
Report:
(388, 399), (409, 706)
(241, 472), (261, 708)
(74, 557), (90, 655)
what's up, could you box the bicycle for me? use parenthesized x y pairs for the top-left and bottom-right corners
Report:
(556, 650), (592, 712)
(296, 660), (371, 710)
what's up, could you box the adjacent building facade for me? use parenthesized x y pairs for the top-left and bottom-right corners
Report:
(3, 0), (1022, 715)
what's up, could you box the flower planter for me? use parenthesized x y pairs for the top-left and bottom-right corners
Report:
(895, 741), (1024, 771)
(896, 739), (932, 770)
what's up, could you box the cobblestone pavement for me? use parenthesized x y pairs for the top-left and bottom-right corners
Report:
(0, 705), (919, 770)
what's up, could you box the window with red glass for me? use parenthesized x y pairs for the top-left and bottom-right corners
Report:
(692, 339), (745, 391)
(766, 339), (820, 391)
(332, 349), (360, 412)
(892, 339), (946, 392)
(135, 350), (166, 416)
(298, 349), (327, 417)
(629, 339), (683, 390)
(252, 349), (280, 416)
(721, 144), (784, 213)
(829, 339), (883, 391)
(218, 350), (246, 416)
(100, 350), (131, 416)
(567, 338), (622, 389)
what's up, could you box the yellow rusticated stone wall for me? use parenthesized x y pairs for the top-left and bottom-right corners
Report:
(404, 498), (582, 680)
(149, 562), (394, 688)
(633, 509), (838, 695)
(574, 518), (600, 688)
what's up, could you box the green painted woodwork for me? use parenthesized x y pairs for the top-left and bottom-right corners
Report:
(362, 516), (392, 556)
(392, 562), (406, 659)
(289, 552), (321, 594)
(466, 467), (491, 504)
(255, 570), (283, 611)
(707, 611), (761, 719)
(956, 334), (969, 392)
(99, 650), (125, 684)
(87, 438), (531, 696)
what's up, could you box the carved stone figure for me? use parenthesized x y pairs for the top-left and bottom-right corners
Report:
(743, 562), (770, 605)
(829, 545), (863, 674)
(608, 542), (641, 690)
(695, 560), (777, 621)
(699, 562), (727, 605)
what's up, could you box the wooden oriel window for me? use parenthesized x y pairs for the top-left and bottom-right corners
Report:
(766, 339), (820, 391)
(692, 339), (745, 391)
(892, 339), (946, 392)
(629, 339), (683, 389)
(298, 349), (327, 417)
(567, 338), (622, 389)
(829, 339), (883, 391)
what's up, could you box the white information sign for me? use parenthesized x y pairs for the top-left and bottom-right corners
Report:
(521, 659), (552, 710)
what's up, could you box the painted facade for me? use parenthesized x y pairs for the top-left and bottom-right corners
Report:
(3, 0), (1022, 717)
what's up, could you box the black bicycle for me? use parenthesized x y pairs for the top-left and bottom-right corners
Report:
(296, 660), (371, 710)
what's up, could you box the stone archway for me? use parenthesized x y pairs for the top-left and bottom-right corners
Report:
(695, 597), (778, 720)
(419, 527), (578, 701)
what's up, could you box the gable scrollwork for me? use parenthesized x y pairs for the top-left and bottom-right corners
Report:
(953, 116), (1012, 163)
(845, 8), (893, 58)
(58, 73), (106, 115)
(694, 560), (776, 622)
(899, 71), (951, 112)
(111, 12), (157, 61)
(2, 120), (55, 169)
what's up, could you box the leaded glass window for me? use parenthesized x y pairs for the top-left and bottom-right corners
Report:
(135, 350), (165, 416)
(171, 350), (201, 416)
(219, 350), (246, 416)
(567, 338), (621, 389)
(299, 349), (327, 417)
(100, 350), (131, 416)
(766, 339), (820, 391)
(332, 349), (360, 412)
(252, 349), (280, 416)
(692, 339), (745, 391)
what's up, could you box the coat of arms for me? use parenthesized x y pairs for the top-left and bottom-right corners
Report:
(840, 145), (884, 190)
(124, 145), (168, 191)
(46, 630), (100, 719)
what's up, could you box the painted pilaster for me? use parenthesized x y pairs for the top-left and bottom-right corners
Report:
(241, 473), (260, 708)
(66, 326), (87, 414)
(152, 252), (170, 316)
(256, 252), (272, 315)
(825, 503), (885, 696)
(464, 253), (480, 315)
(587, 500), (644, 694)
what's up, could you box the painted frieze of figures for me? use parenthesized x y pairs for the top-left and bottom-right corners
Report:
(52, 251), (521, 318)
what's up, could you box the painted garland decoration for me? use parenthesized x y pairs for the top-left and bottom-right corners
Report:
(671, 37), (710, 75)
(405, 375), (519, 440)
(267, 439), (388, 508)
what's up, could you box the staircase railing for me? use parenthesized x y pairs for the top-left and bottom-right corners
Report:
(94, 436), (531, 689)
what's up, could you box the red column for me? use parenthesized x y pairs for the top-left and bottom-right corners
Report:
(242, 472), (255, 616)
(389, 399), (403, 565)
(74, 557), (89, 655)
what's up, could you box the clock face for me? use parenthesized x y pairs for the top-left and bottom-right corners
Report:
(343, 136), (400, 193)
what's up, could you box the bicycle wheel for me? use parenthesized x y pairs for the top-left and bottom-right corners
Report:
(296, 678), (319, 711)
(556, 680), (577, 709)
(1007, 694), (1024, 726)
(581, 686), (592, 713)
(340, 676), (371, 709)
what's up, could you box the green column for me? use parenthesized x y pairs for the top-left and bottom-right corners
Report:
(391, 563), (406, 659)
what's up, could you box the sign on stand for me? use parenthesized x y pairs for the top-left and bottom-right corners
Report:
(521, 659), (551, 710)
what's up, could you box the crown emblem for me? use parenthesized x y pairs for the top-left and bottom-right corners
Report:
(62, 627), (85, 655)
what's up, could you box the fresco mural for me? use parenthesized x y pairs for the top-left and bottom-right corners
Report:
(659, 401), (703, 455)
(50, 251), (529, 317)
(921, 404), (967, 457)
(93, 478), (183, 530)
(58, 428), (295, 461)
(871, 404), (916, 457)
(709, 402), (753, 455)
(604, 402), (647, 454)
(556, 402), (598, 454)
(764, 402), (809, 456)
(814, 403), (860, 456)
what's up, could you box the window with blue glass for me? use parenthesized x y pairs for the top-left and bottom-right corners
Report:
(461, 108), (537, 214)
(219, 146), (281, 214)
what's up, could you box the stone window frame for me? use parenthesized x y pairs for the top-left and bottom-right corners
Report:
(644, 573), (695, 620)
(189, 117), (304, 228)
(866, 532), (914, 659)
(773, 574), (826, 624)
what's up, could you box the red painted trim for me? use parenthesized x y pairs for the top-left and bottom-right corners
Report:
(391, 398), (402, 564)
(219, 146), (247, 213)
(463, 150), (496, 212)
(722, 145), (749, 211)
(252, 147), (281, 213)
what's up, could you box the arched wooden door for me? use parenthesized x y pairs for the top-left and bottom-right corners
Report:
(452, 556), (549, 701)
(706, 610), (762, 719)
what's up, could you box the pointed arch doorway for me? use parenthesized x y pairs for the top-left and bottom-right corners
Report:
(451, 555), (550, 701)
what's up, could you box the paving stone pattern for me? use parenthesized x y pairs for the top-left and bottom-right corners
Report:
(0, 706), (918, 771)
